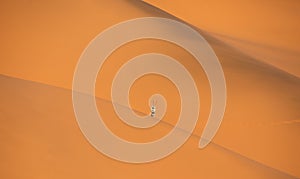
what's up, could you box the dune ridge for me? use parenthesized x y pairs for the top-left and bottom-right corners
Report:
(0, 0), (299, 178)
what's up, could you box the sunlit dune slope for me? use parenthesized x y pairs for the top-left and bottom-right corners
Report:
(0, 0), (299, 178)
(143, 0), (300, 51)
(144, 0), (300, 77)
(0, 0), (173, 89)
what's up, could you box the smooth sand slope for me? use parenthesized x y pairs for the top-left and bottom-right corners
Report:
(1, 75), (298, 179)
(0, 0), (299, 178)
(144, 0), (300, 77)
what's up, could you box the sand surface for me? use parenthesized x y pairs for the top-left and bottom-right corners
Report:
(0, 0), (299, 178)
(144, 0), (300, 77)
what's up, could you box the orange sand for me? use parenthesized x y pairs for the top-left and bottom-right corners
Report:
(144, 0), (300, 77)
(0, 0), (299, 178)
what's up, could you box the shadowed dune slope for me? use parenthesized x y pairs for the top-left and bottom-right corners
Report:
(0, 75), (298, 179)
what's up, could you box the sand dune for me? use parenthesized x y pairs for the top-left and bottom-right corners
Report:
(144, 0), (300, 77)
(209, 32), (300, 77)
(1, 75), (297, 178)
(143, 0), (300, 51)
(0, 0), (299, 178)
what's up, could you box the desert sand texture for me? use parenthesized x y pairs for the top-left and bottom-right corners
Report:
(0, 0), (299, 178)
(144, 0), (300, 77)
